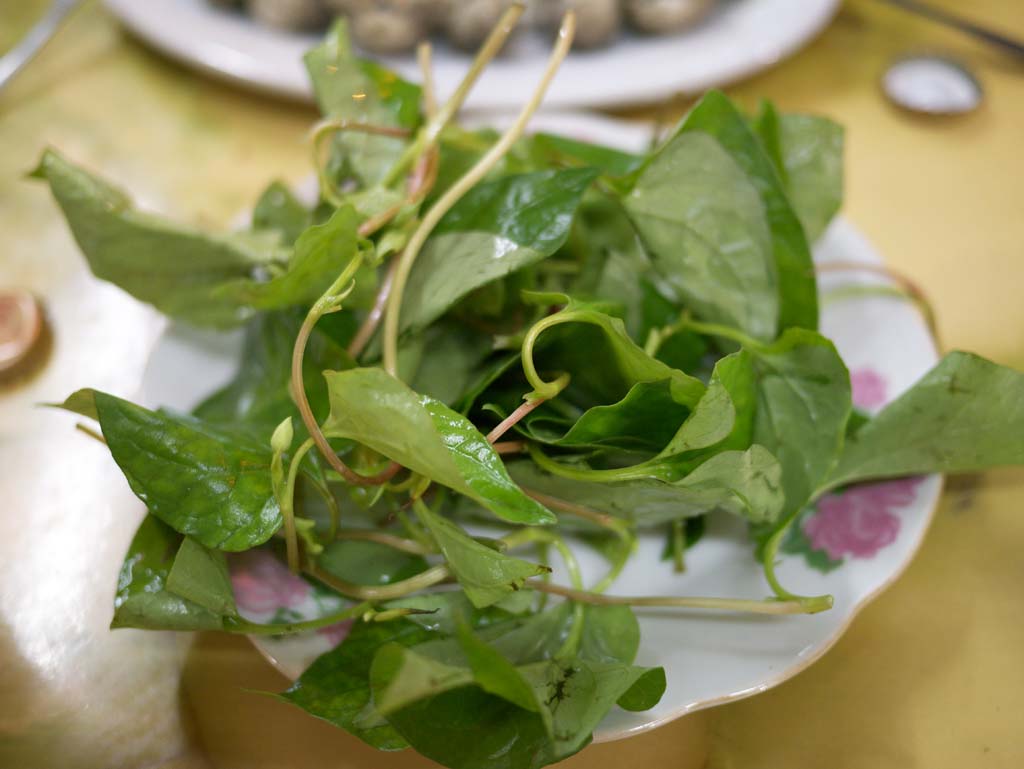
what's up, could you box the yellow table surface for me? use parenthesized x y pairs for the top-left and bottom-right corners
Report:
(2, 1), (1023, 767)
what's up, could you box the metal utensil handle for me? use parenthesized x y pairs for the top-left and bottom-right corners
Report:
(0, 0), (82, 91)
(882, 0), (1024, 59)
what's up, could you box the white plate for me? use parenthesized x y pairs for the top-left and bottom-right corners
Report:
(139, 112), (941, 742)
(104, 0), (839, 110)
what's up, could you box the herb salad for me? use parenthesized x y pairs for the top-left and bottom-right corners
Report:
(36, 7), (1024, 769)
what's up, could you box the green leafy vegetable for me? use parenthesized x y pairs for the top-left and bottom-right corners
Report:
(42, 21), (1024, 769)
(58, 389), (281, 551)
(111, 515), (223, 631)
(399, 168), (598, 334)
(748, 328), (851, 514)
(33, 149), (286, 326)
(165, 536), (238, 616)
(676, 90), (818, 332)
(755, 102), (844, 243)
(322, 367), (554, 526)
(252, 180), (312, 244)
(625, 131), (778, 341)
(417, 504), (550, 608)
(280, 616), (431, 750)
(826, 352), (1024, 490)
(214, 206), (372, 311)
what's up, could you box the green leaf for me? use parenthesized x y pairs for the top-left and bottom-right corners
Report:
(416, 505), (549, 608)
(111, 515), (223, 631)
(322, 368), (554, 526)
(34, 149), (285, 326)
(165, 536), (238, 616)
(578, 605), (640, 665)
(280, 617), (432, 750)
(304, 20), (420, 185)
(373, 649), (665, 769)
(625, 131), (778, 341)
(214, 206), (369, 311)
(510, 445), (784, 526)
(318, 539), (429, 587)
(399, 168), (599, 334)
(374, 671), (555, 769)
(658, 350), (755, 458)
(676, 90), (818, 332)
(519, 659), (666, 754)
(511, 379), (691, 453)
(826, 352), (1024, 490)
(755, 104), (844, 243)
(252, 180), (312, 244)
(527, 133), (645, 178)
(750, 101), (787, 181)
(528, 299), (705, 409)
(408, 323), (494, 406)
(455, 622), (542, 713)
(615, 666), (667, 711)
(749, 329), (851, 514)
(84, 390), (282, 551)
(371, 643), (476, 715)
(193, 310), (356, 436)
(387, 592), (515, 635)
(51, 387), (98, 420)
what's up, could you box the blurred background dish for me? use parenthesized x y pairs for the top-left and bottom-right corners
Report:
(102, 0), (840, 109)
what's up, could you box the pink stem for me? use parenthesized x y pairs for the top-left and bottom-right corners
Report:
(492, 440), (527, 455)
(486, 398), (545, 443)
(347, 260), (397, 359)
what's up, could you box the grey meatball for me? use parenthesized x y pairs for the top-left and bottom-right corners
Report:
(535, 0), (622, 49)
(625, 0), (714, 33)
(445, 0), (514, 50)
(248, 0), (327, 30)
(351, 8), (427, 53)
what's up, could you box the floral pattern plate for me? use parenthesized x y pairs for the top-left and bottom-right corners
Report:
(139, 113), (941, 742)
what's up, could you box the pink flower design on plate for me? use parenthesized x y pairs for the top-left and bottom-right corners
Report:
(230, 550), (311, 614)
(850, 368), (887, 410)
(317, 620), (355, 648)
(803, 477), (923, 560)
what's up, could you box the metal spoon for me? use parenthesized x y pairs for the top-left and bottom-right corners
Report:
(0, 0), (82, 93)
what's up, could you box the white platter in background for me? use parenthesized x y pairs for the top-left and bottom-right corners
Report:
(104, 0), (840, 110)
(139, 112), (941, 742)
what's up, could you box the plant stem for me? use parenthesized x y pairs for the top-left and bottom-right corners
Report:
(528, 581), (833, 615)
(334, 528), (434, 555)
(521, 311), (582, 398)
(306, 563), (450, 601)
(527, 442), (658, 483)
(520, 488), (632, 539)
(347, 152), (440, 361)
(819, 272), (938, 343)
(679, 318), (761, 349)
(226, 601), (373, 636)
(759, 510), (832, 613)
(291, 255), (400, 487)
(347, 258), (397, 358)
(305, 474), (341, 541)
(382, 10), (578, 376)
(671, 519), (686, 573)
(281, 437), (316, 572)
(493, 440), (528, 455)
(75, 422), (106, 445)
(311, 120), (412, 207)
(502, 527), (586, 658)
(417, 41), (437, 118)
(502, 529), (583, 591)
(396, 508), (434, 550)
(381, 3), (527, 189)
(485, 396), (547, 443)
